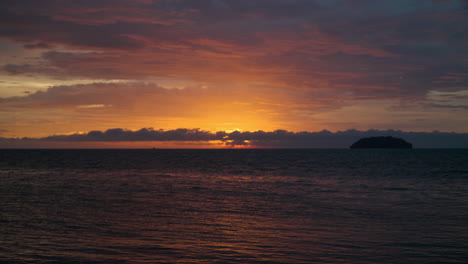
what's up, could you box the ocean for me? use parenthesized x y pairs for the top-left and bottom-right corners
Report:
(1, 149), (467, 263)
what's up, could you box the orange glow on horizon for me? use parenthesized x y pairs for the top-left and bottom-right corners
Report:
(0, 139), (270, 149)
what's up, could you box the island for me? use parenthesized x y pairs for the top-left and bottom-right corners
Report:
(350, 136), (412, 149)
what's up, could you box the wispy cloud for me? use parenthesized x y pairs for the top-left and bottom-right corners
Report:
(0, 0), (467, 138)
(1, 0), (465, 97)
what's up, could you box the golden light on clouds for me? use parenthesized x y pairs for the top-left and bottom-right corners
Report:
(1, 0), (467, 147)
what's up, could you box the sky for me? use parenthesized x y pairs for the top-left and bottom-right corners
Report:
(0, 0), (467, 148)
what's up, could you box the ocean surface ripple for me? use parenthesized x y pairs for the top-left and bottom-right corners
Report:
(1, 149), (468, 263)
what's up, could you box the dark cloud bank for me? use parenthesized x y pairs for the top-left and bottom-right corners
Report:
(1, 128), (468, 148)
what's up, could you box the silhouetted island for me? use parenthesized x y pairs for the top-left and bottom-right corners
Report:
(350, 136), (412, 149)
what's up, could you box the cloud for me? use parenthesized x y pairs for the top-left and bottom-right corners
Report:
(0, 0), (467, 136)
(1, 81), (467, 139)
(23, 42), (54, 49)
(2, 3), (465, 101)
(43, 128), (217, 142)
(0, 81), (345, 115)
(423, 103), (468, 110)
(0, 8), (147, 50)
(77, 104), (111, 109)
(2, 128), (468, 148)
(0, 82), (152, 109)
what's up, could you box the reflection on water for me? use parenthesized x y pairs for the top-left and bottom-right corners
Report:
(1, 149), (468, 263)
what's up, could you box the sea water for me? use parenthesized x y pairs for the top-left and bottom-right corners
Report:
(1, 149), (467, 263)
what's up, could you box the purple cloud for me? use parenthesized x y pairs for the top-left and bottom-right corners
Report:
(2, 128), (468, 149)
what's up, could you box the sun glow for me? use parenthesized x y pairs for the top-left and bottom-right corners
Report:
(224, 128), (242, 133)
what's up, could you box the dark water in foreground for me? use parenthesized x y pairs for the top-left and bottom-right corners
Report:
(1, 149), (468, 264)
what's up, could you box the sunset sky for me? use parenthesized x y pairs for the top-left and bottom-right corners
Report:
(0, 0), (467, 148)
